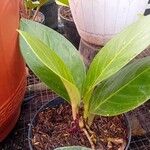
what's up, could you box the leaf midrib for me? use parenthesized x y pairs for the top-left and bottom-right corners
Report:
(20, 32), (78, 91)
(93, 67), (150, 112)
(89, 25), (149, 91)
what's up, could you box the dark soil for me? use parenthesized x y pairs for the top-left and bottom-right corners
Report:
(60, 7), (73, 21)
(32, 103), (128, 150)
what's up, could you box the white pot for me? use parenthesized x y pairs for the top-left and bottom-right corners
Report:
(69, 0), (149, 46)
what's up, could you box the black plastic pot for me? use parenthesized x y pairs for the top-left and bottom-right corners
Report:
(40, 0), (58, 29)
(28, 97), (131, 150)
(59, 6), (80, 49)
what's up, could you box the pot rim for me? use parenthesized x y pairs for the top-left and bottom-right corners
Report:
(28, 97), (131, 150)
(58, 6), (74, 23)
(33, 11), (45, 24)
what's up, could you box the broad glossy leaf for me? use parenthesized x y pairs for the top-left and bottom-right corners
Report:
(55, 146), (91, 150)
(19, 30), (80, 106)
(90, 57), (150, 116)
(20, 34), (69, 100)
(20, 19), (86, 96)
(84, 15), (150, 98)
(56, 0), (69, 6)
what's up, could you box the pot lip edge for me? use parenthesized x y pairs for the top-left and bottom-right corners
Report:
(58, 6), (74, 23)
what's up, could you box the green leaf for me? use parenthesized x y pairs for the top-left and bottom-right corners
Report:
(19, 34), (69, 100)
(90, 57), (150, 116)
(19, 30), (80, 108)
(55, 146), (91, 150)
(84, 15), (150, 99)
(56, 0), (69, 6)
(20, 19), (86, 96)
(24, 0), (40, 9)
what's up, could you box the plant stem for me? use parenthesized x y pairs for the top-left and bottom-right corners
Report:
(29, 10), (31, 19)
(88, 114), (95, 127)
(32, 6), (40, 21)
(84, 103), (90, 119)
(83, 89), (94, 119)
(72, 104), (78, 120)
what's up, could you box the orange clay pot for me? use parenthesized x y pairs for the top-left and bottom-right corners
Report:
(0, 0), (26, 141)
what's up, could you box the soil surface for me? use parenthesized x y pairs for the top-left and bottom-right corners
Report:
(32, 103), (128, 150)
(60, 7), (73, 21)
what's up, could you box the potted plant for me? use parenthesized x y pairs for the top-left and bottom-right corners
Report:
(18, 15), (150, 149)
(69, 0), (149, 46)
(40, 0), (58, 29)
(20, 0), (48, 23)
(59, 6), (80, 49)
(56, 0), (80, 48)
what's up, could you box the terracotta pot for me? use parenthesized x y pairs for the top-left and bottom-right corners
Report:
(69, 0), (148, 46)
(0, 0), (26, 141)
